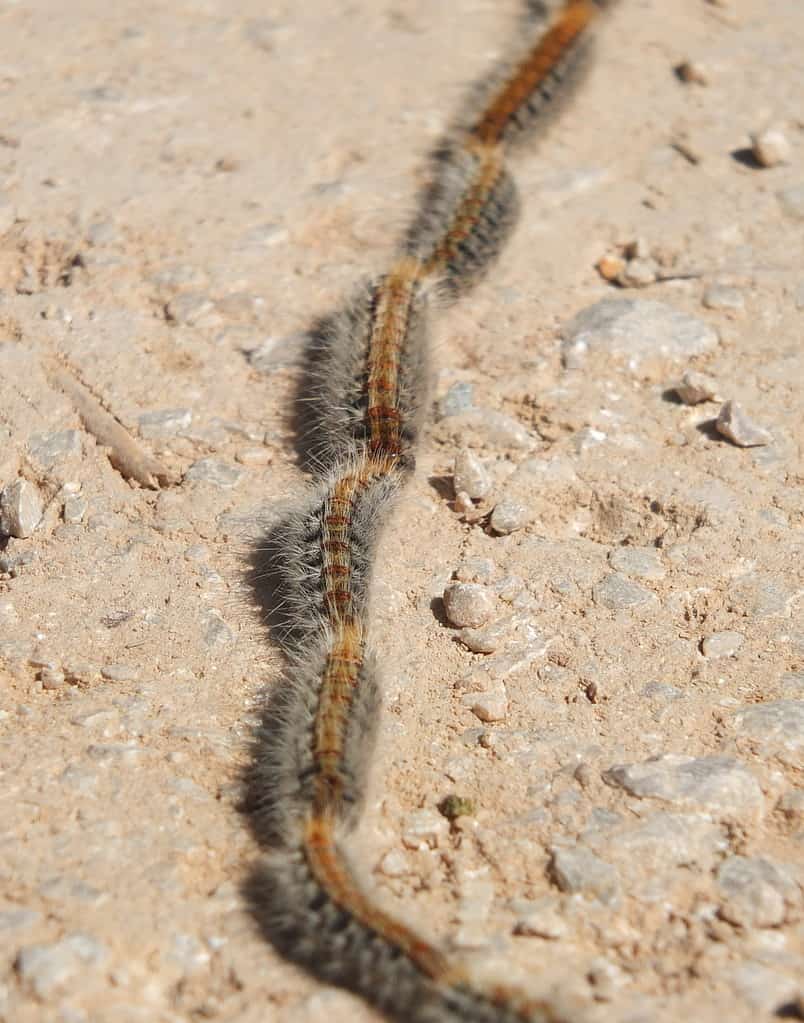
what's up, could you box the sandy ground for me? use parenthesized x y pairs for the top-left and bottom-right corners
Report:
(0, 1), (802, 1021)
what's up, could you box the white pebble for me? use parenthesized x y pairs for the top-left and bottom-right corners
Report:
(703, 284), (745, 312)
(715, 400), (772, 447)
(702, 631), (744, 658)
(401, 810), (449, 850)
(378, 849), (410, 878)
(443, 582), (495, 629)
(490, 498), (531, 536)
(751, 127), (791, 168)
(674, 369), (720, 405)
(453, 448), (491, 500)
(0, 479), (43, 538)
(468, 687), (508, 723)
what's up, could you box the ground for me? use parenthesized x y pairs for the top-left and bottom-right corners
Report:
(0, 1), (802, 1021)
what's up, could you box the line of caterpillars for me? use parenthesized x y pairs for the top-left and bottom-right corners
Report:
(248, 4), (617, 1022)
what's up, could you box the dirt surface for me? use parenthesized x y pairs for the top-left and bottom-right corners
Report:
(1, 2), (802, 1021)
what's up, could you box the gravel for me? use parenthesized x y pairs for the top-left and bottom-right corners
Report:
(549, 845), (620, 905)
(673, 369), (720, 405)
(453, 448), (491, 500)
(593, 573), (657, 611)
(443, 581), (496, 628)
(561, 298), (718, 371)
(702, 284), (745, 311)
(16, 933), (107, 999)
(608, 546), (665, 580)
(437, 381), (474, 418)
(603, 754), (765, 819)
(717, 855), (798, 927)
(138, 408), (193, 438)
(184, 458), (245, 488)
(490, 497), (531, 535)
(28, 430), (83, 467)
(0, 479), (43, 538)
(715, 400), (772, 447)
(701, 631), (744, 658)
(730, 700), (804, 757)
(750, 126), (791, 167)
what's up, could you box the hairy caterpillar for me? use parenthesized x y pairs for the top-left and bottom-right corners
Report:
(244, 2), (618, 1020)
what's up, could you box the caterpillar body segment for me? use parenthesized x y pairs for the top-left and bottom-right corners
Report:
(297, 269), (430, 474)
(405, 141), (521, 300)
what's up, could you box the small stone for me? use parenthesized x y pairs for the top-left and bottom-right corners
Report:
(184, 458), (244, 489)
(608, 547), (665, 580)
(490, 498), (531, 535)
(455, 558), (496, 584)
(701, 631), (744, 658)
(596, 253), (625, 282)
(617, 257), (657, 288)
(443, 582), (495, 628)
(715, 400), (772, 447)
(401, 810), (449, 850)
(777, 185), (804, 221)
(378, 849), (410, 878)
(165, 293), (219, 327)
(203, 611), (235, 648)
(438, 794), (476, 820)
(676, 60), (710, 85)
(453, 449), (491, 500)
(703, 284), (745, 311)
(235, 446), (272, 466)
(750, 127), (791, 168)
(673, 369), (720, 405)
(100, 663), (139, 683)
(603, 754), (764, 819)
(593, 574), (657, 611)
(28, 430), (82, 468)
(585, 811), (726, 877)
(731, 700), (804, 757)
(444, 409), (534, 450)
(137, 408), (193, 438)
(63, 661), (99, 685)
(0, 479), (43, 538)
(458, 618), (512, 654)
(39, 668), (65, 690)
(245, 332), (306, 373)
(511, 897), (568, 939)
(469, 689), (508, 723)
(549, 845), (620, 905)
(86, 742), (146, 765)
(16, 934), (106, 998)
(63, 495), (87, 525)
(729, 962), (801, 1015)
(437, 381), (474, 418)
(717, 855), (797, 928)
(562, 298), (718, 372)
(454, 491), (474, 515)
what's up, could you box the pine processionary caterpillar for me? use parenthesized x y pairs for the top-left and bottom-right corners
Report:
(244, 2), (619, 1020)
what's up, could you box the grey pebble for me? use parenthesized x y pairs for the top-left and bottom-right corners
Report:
(608, 546), (665, 580)
(453, 448), (491, 500)
(585, 811), (726, 877)
(603, 754), (764, 818)
(86, 742), (146, 764)
(593, 573), (657, 611)
(715, 400), (772, 447)
(717, 855), (798, 928)
(490, 497), (531, 535)
(0, 908), (40, 933)
(701, 630), (744, 658)
(0, 479), (43, 538)
(443, 582), (495, 629)
(617, 256), (658, 288)
(245, 332), (307, 373)
(455, 558), (496, 584)
(101, 663), (139, 683)
(731, 574), (793, 619)
(443, 409), (534, 450)
(63, 495), (87, 525)
(165, 292), (219, 327)
(203, 611), (236, 647)
(458, 617), (513, 654)
(16, 933), (107, 999)
(549, 845), (620, 905)
(777, 184), (804, 220)
(729, 962), (801, 1015)
(437, 381), (474, 418)
(731, 700), (804, 757)
(673, 369), (720, 405)
(702, 284), (745, 311)
(561, 298), (718, 371)
(28, 430), (82, 468)
(138, 408), (193, 438)
(184, 458), (244, 489)
(511, 897), (568, 939)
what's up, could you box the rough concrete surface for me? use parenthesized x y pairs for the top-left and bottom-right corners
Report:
(0, 2), (802, 1022)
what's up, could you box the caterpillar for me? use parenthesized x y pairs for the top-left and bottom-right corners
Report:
(244, 2), (618, 1020)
